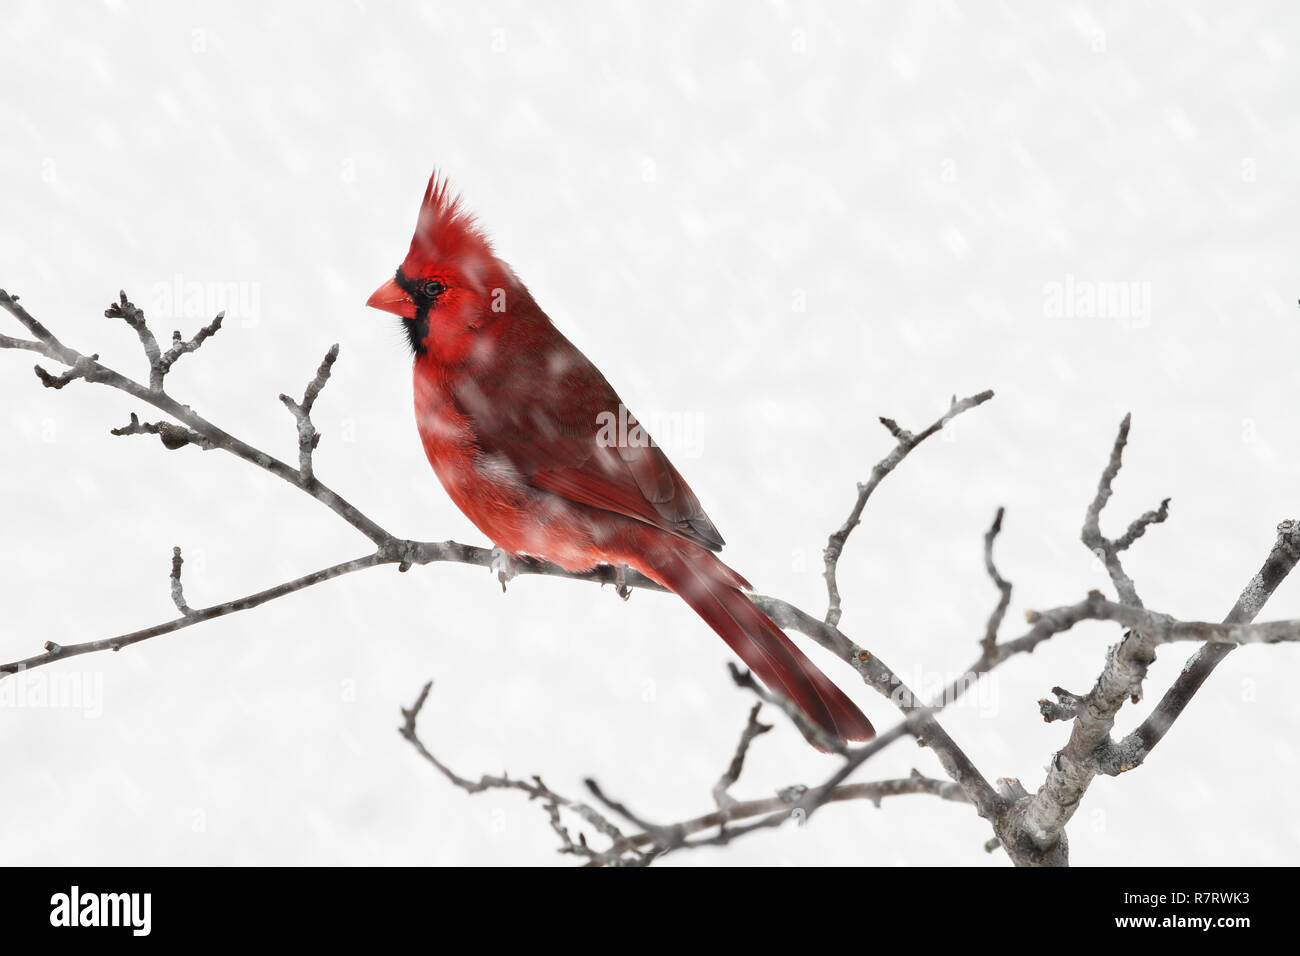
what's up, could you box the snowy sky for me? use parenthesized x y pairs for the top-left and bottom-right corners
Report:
(1, 1), (1297, 865)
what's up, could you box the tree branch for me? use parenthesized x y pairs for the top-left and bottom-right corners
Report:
(1004, 417), (1288, 865)
(1100, 518), (1300, 774)
(822, 390), (994, 627)
(398, 681), (649, 866)
(169, 546), (194, 616)
(0, 553), (386, 677)
(279, 344), (339, 485)
(981, 507), (1012, 653)
(7, 288), (1299, 868)
(111, 412), (217, 451)
(2, 288), (391, 543)
(712, 703), (773, 809)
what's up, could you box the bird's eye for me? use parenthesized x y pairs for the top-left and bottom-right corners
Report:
(422, 280), (446, 298)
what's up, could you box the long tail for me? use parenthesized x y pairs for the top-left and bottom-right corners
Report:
(633, 540), (875, 743)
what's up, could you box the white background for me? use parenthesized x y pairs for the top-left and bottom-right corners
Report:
(1, 1), (1297, 865)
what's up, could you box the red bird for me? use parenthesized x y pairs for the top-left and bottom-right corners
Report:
(366, 173), (875, 744)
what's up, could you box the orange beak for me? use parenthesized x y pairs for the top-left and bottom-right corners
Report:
(366, 276), (416, 319)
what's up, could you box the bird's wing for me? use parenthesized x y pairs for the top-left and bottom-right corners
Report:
(449, 324), (726, 551)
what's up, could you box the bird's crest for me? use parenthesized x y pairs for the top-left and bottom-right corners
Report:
(408, 171), (494, 265)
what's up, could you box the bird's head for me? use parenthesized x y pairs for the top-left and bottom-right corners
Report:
(367, 172), (507, 358)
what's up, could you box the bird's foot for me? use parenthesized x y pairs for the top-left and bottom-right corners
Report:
(490, 547), (517, 592)
(614, 563), (632, 601)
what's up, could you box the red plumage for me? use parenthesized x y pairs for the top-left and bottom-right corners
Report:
(366, 172), (875, 744)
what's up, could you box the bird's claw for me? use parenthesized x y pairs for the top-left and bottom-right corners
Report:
(490, 547), (516, 592)
(615, 564), (632, 601)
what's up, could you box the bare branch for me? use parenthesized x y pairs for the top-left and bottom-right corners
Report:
(1038, 686), (1084, 723)
(712, 703), (773, 809)
(105, 291), (163, 384)
(3, 293), (1005, 841)
(981, 507), (1012, 652)
(0, 333), (45, 353)
(1000, 416), (1173, 863)
(397, 680), (959, 867)
(9, 288), (1300, 869)
(170, 546), (194, 616)
(0, 288), (79, 365)
(1100, 519), (1300, 774)
(0, 535), (670, 680)
(100, 292), (223, 390)
(674, 770), (969, 843)
(1009, 516), (1295, 863)
(822, 389), (994, 627)
(279, 344), (339, 484)
(35, 354), (99, 389)
(111, 412), (217, 451)
(728, 664), (846, 754)
(4, 291), (391, 543)
(399, 682), (646, 865)
(587, 762), (968, 862)
(157, 312), (223, 380)
(0, 553), (385, 677)
(583, 779), (686, 851)
(1113, 497), (1171, 553)
(1080, 413), (1170, 606)
(751, 593), (1005, 822)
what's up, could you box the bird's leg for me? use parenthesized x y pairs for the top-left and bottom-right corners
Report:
(615, 563), (632, 601)
(490, 547), (517, 593)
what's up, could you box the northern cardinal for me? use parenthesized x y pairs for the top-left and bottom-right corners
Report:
(366, 172), (874, 744)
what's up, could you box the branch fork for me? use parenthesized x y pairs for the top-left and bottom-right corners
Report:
(279, 343), (339, 485)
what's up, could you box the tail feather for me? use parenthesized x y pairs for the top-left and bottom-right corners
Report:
(636, 543), (875, 743)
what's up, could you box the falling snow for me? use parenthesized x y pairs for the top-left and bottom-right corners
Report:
(1, 2), (1298, 866)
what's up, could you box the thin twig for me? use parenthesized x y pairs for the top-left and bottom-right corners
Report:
(157, 312), (224, 381)
(105, 291), (163, 389)
(279, 344), (339, 484)
(822, 390), (994, 627)
(589, 768), (969, 861)
(0, 537), (668, 679)
(1, 289), (391, 542)
(1007, 418), (1268, 865)
(0, 553), (385, 677)
(752, 593), (1006, 823)
(981, 507), (1012, 652)
(728, 664), (847, 754)
(170, 546), (194, 616)
(1080, 413), (1170, 606)
(398, 681), (645, 865)
(1100, 519), (1300, 774)
(35, 354), (100, 390)
(712, 703), (773, 809)
(111, 412), (217, 451)
(1113, 497), (1171, 553)
(0, 332), (45, 353)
